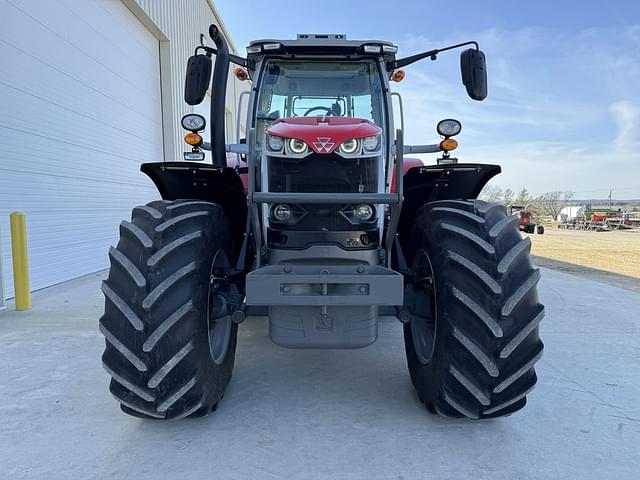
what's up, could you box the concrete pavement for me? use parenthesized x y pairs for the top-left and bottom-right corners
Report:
(1, 268), (639, 479)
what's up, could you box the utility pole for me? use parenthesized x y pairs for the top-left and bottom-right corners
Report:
(609, 189), (612, 212)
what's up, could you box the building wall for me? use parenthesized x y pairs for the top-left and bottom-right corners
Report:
(0, 0), (245, 301)
(0, 0), (166, 300)
(123, 0), (248, 161)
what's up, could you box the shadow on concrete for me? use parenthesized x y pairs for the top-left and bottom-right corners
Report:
(533, 255), (640, 294)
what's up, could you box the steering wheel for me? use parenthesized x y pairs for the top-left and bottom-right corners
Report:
(303, 106), (333, 117)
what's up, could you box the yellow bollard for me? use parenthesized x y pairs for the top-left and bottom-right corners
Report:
(10, 212), (31, 311)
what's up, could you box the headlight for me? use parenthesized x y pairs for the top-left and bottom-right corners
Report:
(437, 119), (462, 137)
(288, 138), (308, 154)
(340, 204), (375, 224)
(272, 204), (292, 221)
(354, 204), (374, 222)
(267, 135), (284, 151)
(339, 138), (360, 154)
(363, 135), (380, 152)
(181, 114), (206, 132)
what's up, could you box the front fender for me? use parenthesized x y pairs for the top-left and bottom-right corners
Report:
(397, 163), (501, 245)
(141, 162), (247, 252)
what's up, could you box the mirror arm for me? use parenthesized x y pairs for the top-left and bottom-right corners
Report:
(231, 53), (252, 68)
(392, 40), (479, 69)
(195, 45), (251, 69)
(392, 48), (438, 69)
(194, 143), (248, 156)
(225, 143), (249, 155)
(402, 144), (442, 154)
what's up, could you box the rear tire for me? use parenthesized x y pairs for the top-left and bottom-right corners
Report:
(99, 200), (237, 419)
(402, 200), (544, 418)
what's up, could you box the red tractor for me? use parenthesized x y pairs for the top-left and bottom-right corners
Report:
(511, 205), (544, 234)
(99, 26), (544, 420)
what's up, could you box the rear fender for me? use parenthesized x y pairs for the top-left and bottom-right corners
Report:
(397, 163), (500, 246)
(141, 162), (248, 253)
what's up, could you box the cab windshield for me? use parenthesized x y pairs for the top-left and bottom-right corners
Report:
(255, 60), (385, 150)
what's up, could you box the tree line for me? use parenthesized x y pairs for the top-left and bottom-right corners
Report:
(479, 186), (575, 222)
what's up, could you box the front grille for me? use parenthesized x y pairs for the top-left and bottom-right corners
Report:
(268, 153), (378, 193)
(266, 152), (380, 245)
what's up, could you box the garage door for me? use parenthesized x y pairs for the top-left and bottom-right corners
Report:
(0, 0), (163, 299)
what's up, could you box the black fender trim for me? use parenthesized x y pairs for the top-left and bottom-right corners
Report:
(397, 163), (500, 247)
(141, 162), (247, 255)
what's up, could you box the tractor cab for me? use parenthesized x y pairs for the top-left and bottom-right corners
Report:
(252, 57), (387, 151)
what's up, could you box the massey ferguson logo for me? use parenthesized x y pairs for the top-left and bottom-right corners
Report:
(313, 137), (335, 153)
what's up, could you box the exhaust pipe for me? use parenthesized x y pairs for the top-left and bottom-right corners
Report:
(209, 24), (229, 168)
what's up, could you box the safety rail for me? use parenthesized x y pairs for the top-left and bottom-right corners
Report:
(252, 192), (401, 204)
(246, 127), (405, 268)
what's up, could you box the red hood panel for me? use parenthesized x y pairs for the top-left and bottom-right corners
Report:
(266, 117), (382, 154)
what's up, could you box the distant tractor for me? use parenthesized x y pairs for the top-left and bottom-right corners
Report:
(510, 205), (544, 234)
(98, 26), (545, 420)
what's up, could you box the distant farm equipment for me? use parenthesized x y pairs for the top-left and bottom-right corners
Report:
(558, 211), (640, 231)
(509, 205), (544, 234)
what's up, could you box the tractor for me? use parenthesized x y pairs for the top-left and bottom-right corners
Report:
(510, 205), (545, 234)
(99, 26), (544, 420)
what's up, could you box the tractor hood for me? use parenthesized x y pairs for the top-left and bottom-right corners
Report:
(266, 117), (382, 154)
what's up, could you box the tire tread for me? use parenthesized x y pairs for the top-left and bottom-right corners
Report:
(99, 199), (236, 420)
(403, 199), (545, 419)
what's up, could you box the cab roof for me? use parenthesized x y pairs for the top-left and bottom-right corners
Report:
(246, 34), (398, 64)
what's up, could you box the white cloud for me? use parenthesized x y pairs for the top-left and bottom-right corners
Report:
(393, 25), (640, 199)
(610, 101), (640, 150)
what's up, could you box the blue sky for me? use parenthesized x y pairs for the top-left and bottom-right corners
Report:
(217, 0), (640, 199)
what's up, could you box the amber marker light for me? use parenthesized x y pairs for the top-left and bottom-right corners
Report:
(185, 132), (203, 146)
(234, 67), (249, 81)
(391, 70), (406, 82)
(439, 138), (458, 152)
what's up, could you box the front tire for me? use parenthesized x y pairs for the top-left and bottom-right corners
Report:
(402, 200), (544, 418)
(99, 200), (237, 419)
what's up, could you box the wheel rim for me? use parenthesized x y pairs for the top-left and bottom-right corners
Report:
(407, 249), (437, 365)
(207, 250), (234, 365)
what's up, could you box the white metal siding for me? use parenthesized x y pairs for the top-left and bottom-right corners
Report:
(0, 228), (5, 309)
(127, 0), (246, 160)
(0, 0), (162, 298)
(194, 97), (238, 164)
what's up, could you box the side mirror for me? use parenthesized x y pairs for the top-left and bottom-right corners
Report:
(184, 54), (212, 105)
(460, 49), (487, 101)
